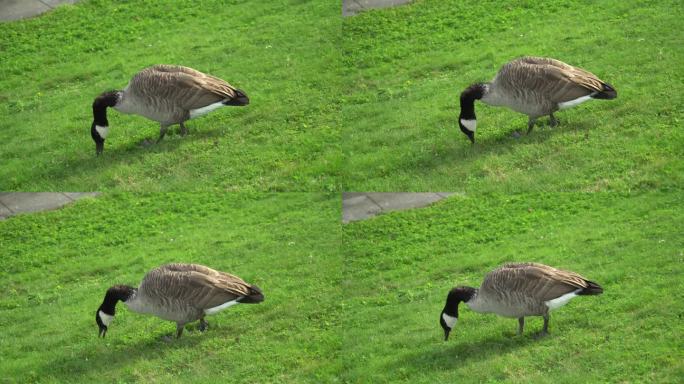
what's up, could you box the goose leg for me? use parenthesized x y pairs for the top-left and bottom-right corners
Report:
(517, 317), (525, 336)
(541, 314), (549, 336)
(527, 117), (537, 134)
(179, 122), (189, 136)
(199, 317), (209, 332)
(158, 124), (170, 143)
(176, 323), (185, 338)
(549, 113), (558, 128)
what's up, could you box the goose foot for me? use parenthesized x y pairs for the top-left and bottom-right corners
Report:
(549, 114), (559, 128)
(179, 122), (189, 136)
(157, 124), (170, 143)
(527, 117), (537, 134)
(199, 318), (209, 332)
(511, 131), (522, 139)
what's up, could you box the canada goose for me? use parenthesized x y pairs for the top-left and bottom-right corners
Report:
(458, 57), (617, 143)
(91, 65), (249, 155)
(439, 262), (603, 340)
(95, 263), (264, 338)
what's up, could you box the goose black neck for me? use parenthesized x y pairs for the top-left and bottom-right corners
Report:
(92, 91), (119, 126)
(459, 83), (486, 120)
(99, 285), (135, 315)
(444, 286), (477, 316)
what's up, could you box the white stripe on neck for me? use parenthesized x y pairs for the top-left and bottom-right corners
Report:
(95, 125), (109, 139)
(460, 119), (477, 132)
(442, 313), (457, 328)
(98, 310), (114, 326)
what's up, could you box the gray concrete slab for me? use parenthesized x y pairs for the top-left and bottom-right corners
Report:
(343, 0), (412, 17)
(0, 0), (78, 22)
(342, 192), (456, 223)
(0, 192), (99, 220)
(342, 193), (383, 223)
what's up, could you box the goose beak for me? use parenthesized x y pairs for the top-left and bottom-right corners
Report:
(96, 141), (104, 156)
(444, 327), (451, 341)
(98, 324), (107, 338)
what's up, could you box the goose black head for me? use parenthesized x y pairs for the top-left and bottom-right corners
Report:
(91, 91), (120, 156)
(440, 286), (476, 341)
(458, 83), (486, 144)
(95, 285), (134, 338)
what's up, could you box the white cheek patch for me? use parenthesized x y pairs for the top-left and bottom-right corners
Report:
(95, 125), (109, 139)
(98, 310), (114, 326)
(204, 298), (241, 315)
(442, 313), (457, 329)
(545, 290), (580, 310)
(558, 94), (593, 110)
(189, 101), (225, 119)
(460, 119), (477, 132)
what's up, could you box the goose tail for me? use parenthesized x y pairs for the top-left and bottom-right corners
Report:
(237, 285), (264, 303)
(578, 280), (604, 295)
(592, 82), (617, 100)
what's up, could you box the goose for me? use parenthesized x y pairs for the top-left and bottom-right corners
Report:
(439, 262), (603, 340)
(90, 65), (249, 155)
(458, 57), (617, 143)
(95, 263), (264, 338)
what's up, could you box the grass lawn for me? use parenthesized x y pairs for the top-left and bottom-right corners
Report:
(341, 0), (683, 192)
(0, 193), (342, 383)
(0, 0), (341, 192)
(341, 192), (683, 383)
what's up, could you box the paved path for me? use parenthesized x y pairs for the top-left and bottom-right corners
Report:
(342, 192), (456, 223)
(0, 193), (99, 220)
(0, 0), (78, 22)
(343, 0), (412, 17)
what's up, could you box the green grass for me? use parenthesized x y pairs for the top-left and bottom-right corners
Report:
(0, 0), (341, 191)
(0, 193), (342, 383)
(341, 192), (684, 383)
(341, 0), (683, 191)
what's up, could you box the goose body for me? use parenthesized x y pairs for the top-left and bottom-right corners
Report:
(458, 57), (617, 143)
(95, 263), (264, 338)
(91, 65), (249, 155)
(439, 262), (602, 340)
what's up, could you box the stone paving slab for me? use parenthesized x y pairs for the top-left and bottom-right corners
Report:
(342, 0), (412, 17)
(0, 0), (78, 22)
(0, 192), (99, 220)
(342, 192), (456, 223)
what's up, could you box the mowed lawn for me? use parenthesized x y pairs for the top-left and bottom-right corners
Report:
(341, 192), (683, 383)
(341, 0), (683, 191)
(0, 0), (340, 192)
(0, 193), (342, 383)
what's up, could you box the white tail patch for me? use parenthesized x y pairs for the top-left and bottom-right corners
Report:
(558, 94), (594, 110)
(460, 119), (477, 132)
(98, 310), (114, 326)
(204, 298), (241, 315)
(442, 313), (457, 329)
(189, 101), (225, 119)
(95, 125), (109, 139)
(545, 290), (580, 310)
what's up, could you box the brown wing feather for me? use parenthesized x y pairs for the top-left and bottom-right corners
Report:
(510, 57), (606, 103)
(145, 263), (253, 310)
(134, 65), (238, 110)
(485, 262), (589, 302)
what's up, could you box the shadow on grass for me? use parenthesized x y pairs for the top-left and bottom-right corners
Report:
(38, 331), (205, 381)
(389, 332), (539, 371)
(398, 117), (595, 176)
(24, 127), (229, 190)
